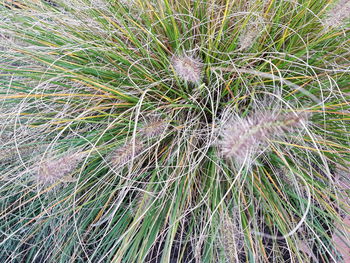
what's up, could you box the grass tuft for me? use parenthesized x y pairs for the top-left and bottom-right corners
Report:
(0, 0), (349, 262)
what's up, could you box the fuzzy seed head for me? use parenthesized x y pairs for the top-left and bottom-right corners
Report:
(239, 24), (261, 50)
(219, 111), (307, 165)
(110, 139), (144, 167)
(171, 54), (202, 83)
(139, 118), (168, 138)
(324, 0), (350, 28)
(219, 212), (244, 262)
(36, 152), (85, 184)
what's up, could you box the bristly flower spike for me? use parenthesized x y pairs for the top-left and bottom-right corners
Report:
(171, 54), (203, 84)
(139, 118), (168, 138)
(219, 111), (307, 165)
(323, 0), (350, 28)
(219, 212), (244, 262)
(109, 139), (144, 167)
(239, 23), (261, 50)
(36, 152), (86, 184)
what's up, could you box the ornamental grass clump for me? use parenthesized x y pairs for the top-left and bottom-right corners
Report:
(0, 0), (349, 262)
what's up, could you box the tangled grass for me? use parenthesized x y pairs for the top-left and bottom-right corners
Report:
(0, 0), (349, 262)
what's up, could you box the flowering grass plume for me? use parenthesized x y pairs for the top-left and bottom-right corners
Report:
(323, 0), (350, 28)
(238, 21), (263, 50)
(109, 139), (144, 167)
(219, 109), (307, 165)
(219, 211), (244, 263)
(36, 152), (86, 184)
(171, 54), (203, 83)
(139, 117), (168, 138)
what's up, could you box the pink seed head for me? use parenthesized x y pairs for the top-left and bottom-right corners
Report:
(140, 118), (168, 138)
(324, 0), (350, 28)
(239, 24), (260, 50)
(110, 139), (144, 167)
(37, 152), (85, 184)
(171, 54), (202, 83)
(219, 111), (307, 165)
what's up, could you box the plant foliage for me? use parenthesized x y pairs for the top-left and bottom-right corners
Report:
(0, 0), (349, 262)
